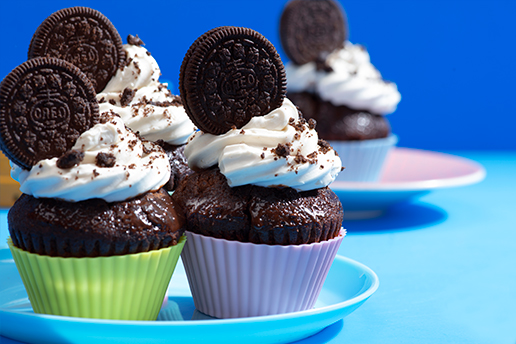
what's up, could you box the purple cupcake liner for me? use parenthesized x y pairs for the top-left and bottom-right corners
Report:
(330, 134), (398, 182)
(181, 229), (345, 319)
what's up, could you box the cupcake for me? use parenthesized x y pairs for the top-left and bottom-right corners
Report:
(280, 0), (401, 181)
(0, 57), (186, 320)
(174, 26), (345, 318)
(28, 6), (196, 190)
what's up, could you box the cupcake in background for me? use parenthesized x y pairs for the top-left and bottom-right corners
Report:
(280, 0), (401, 182)
(0, 57), (186, 320)
(175, 26), (345, 318)
(28, 7), (196, 190)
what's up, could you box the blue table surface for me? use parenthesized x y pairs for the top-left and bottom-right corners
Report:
(1, 151), (515, 344)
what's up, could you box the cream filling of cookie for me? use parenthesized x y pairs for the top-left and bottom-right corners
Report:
(11, 114), (171, 202)
(185, 98), (342, 191)
(286, 41), (401, 115)
(97, 44), (195, 145)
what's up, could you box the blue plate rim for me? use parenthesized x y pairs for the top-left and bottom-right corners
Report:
(0, 251), (379, 327)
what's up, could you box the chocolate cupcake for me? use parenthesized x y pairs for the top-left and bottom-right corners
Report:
(0, 57), (186, 320)
(29, 7), (196, 190)
(174, 26), (345, 318)
(280, 0), (401, 181)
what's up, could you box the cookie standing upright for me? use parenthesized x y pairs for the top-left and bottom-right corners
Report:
(180, 26), (287, 135)
(28, 7), (124, 92)
(0, 57), (99, 170)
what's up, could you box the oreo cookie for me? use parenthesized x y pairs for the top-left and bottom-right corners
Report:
(180, 27), (287, 135)
(28, 7), (123, 93)
(0, 57), (99, 170)
(280, 0), (347, 66)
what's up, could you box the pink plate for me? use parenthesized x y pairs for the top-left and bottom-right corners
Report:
(331, 148), (486, 219)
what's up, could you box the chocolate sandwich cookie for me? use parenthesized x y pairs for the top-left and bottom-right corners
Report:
(0, 57), (99, 170)
(28, 6), (124, 92)
(280, 0), (347, 66)
(180, 26), (287, 135)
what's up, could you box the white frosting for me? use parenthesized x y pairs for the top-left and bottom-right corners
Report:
(11, 114), (171, 203)
(97, 44), (196, 145)
(286, 41), (401, 115)
(184, 98), (342, 191)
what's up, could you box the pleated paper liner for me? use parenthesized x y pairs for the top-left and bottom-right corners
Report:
(181, 229), (345, 319)
(330, 134), (398, 182)
(7, 235), (186, 320)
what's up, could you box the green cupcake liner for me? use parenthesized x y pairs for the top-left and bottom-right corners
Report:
(8, 236), (186, 321)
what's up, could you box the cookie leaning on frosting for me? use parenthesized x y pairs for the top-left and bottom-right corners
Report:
(28, 7), (196, 190)
(174, 26), (345, 318)
(0, 57), (185, 320)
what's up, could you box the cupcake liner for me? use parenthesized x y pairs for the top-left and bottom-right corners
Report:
(181, 229), (345, 319)
(330, 134), (398, 182)
(8, 235), (186, 320)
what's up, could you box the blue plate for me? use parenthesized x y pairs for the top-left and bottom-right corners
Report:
(0, 247), (378, 344)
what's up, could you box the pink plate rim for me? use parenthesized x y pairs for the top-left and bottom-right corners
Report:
(331, 147), (486, 192)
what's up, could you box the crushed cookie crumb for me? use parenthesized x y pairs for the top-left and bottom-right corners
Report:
(260, 152), (265, 159)
(120, 88), (136, 107)
(318, 139), (331, 154)
(96, 152), (116, 168)
(272, 143), (291, 158)
(127, 34), (145, 46)
(308, 118), (316, 130)
(56, 150), (84, 169)
(109, 99), (116, 105)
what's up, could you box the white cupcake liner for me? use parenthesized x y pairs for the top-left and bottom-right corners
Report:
(181, 229), (345, 319)
(330, 134), (398, 182)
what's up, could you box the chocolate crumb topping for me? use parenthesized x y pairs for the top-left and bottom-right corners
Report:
(109, 99), (116, 105)
(273, 143), (291, 158)
(133, 61), (141, 75)
(121, 88), (136, 107)
(98, 97), (106, 103)
(294, 152), (308, 164)
(95, 152), (116, 168)
(318, 139), (332, 154)
(127, 34), (145, 46)
(260, 153), (265, 159)
(149, 94), (183, 107)
(56, 150), (85, 169)
(308, 118), (316, 130)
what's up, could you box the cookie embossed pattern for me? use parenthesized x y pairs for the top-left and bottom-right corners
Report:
(28, 6), (124, 92)
(0, 57), (99, 169)
(180, 26), (286, 134)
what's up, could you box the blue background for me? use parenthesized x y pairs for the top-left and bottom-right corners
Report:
(1, 0), (515, 151)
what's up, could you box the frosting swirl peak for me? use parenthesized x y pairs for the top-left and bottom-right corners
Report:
(184, 98), (342, 191)
(97, 44), (196, 145)
(12, 114), (171, 202)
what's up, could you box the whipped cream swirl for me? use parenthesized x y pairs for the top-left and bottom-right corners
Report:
(97, 44), (195, 145)
(286, 41), (401, 115)
(12, 114), (171, 203)
(185, 98), (342, 191)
